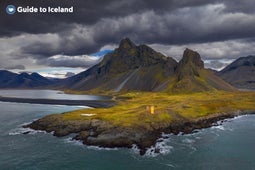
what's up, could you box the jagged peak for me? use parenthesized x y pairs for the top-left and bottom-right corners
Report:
(119, 37), (136, 50)
(180, 48), (204, 68)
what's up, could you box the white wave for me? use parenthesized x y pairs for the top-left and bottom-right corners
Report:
(63, 137), (120, 151)
(161, 132), (171, 138)
(130, 133), (175, 157)
(131, 144), (140, 155)
(9, 127), (46, 135)
(211, 125), (225, 130)
(232, 115), (247, 120)
(87, 145), (119, 151)
(63, 137), (83, 146)
(145, 135), (173, 157)
(177, 132), (184, 136)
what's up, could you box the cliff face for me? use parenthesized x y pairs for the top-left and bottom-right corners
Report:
(176, 48), (204, 80)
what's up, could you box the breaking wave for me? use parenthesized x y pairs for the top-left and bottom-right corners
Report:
(144, 133), (173, 157)
(63, 137), (119, 150)
(9, 127), (47, 135)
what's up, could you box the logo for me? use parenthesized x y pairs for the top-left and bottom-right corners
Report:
(6, 5), (16, 15)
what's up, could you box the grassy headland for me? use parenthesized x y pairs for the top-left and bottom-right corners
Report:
(59, 91), (255, 126)
(26, 90), (255, 155)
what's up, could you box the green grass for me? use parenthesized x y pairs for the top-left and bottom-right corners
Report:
(59, 91), (255, 129)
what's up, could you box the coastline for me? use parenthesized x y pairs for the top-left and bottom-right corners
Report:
(6, 90), (253, 155)
(0, 96), (115, 108)
(25, 109), (255, 155)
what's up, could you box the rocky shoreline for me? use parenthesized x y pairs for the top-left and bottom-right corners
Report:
(24, 110), (255, 155)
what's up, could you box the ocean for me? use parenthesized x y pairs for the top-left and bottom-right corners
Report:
(0, 90), (255, 170)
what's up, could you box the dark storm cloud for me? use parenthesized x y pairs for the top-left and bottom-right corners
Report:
(20, 3), (255, 58)
(4, 64), (26, 70)
(1, 0), (255, 69)
(0, 0), (215, 36)
(222, 0), (255, 13)
(1, 0), (254, 35)
(0, 63), (25, 70)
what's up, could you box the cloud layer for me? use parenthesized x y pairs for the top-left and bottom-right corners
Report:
(43, 55), (102, 68)
(0, 0), (255, 72)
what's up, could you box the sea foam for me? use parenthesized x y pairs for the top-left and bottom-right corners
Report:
(144, 133), (173, 157)
(63, 137), (119, 150)
(8, 127), (47, 135)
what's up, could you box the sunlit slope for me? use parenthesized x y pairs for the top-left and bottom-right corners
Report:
(40, 91), (255, 129)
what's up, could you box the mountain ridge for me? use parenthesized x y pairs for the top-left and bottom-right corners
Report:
(61, 38), (236, 93)
(0, 70), (53, 88)
(61, 38), (178, 92)
(0, 38), (241, 93)
(217, 55), (255, 89)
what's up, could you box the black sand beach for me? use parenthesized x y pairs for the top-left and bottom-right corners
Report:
(0, 96), (115, 108)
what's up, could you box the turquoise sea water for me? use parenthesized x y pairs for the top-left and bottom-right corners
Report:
(0, 91), (255, 170)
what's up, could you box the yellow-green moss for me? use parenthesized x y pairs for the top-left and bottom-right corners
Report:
(57, 91), (255, 129)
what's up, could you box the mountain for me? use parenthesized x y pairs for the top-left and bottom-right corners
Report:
(217, 55), (255, 89)
(62, 38), (235, 93)
(0, 70), (18, 85)
(62, 38), (178, 92)
(0, 38), (236, 93)
(165, 48), (236, 93)
(0, 70), (53, 88)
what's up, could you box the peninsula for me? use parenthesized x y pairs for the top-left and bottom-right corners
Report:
(24, 38), (255, 155)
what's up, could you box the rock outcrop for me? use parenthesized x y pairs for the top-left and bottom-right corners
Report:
(167, 48), (236, 93)
(25, 110), (255, 155)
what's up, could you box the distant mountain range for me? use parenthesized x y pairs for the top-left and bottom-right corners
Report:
(0, 71), (54, 88)
(0, 38), (254, 91)
(217, 55), (255, 89)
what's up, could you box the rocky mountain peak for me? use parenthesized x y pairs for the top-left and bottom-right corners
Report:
(180, 48), (204, 69)
(119, 37), (136, 50)
(175, 48), (204, 81)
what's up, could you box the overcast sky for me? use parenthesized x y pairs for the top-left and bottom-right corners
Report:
(1, 0), (255, 77)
